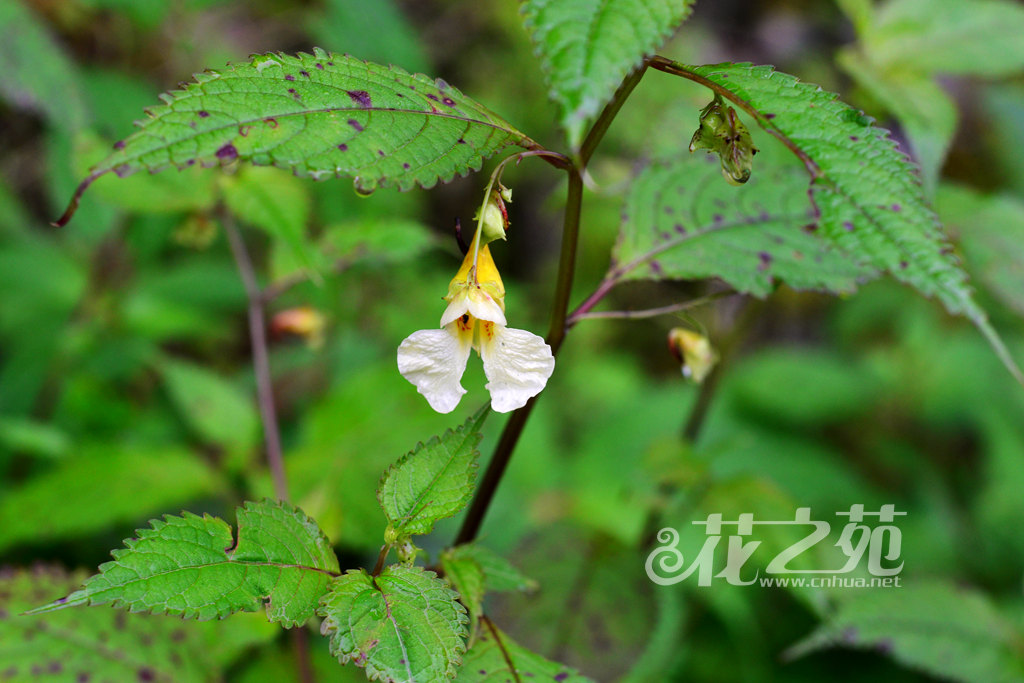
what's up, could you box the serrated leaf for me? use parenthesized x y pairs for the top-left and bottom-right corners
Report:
(318, 565), (468, 682)
(456, 618), (594, 683)
(838, 49), (957, 193)
(221, 165), (315, 272)
(1, 566), (275, 683)
(444, 544), (538, 594)
(521, 0), (694, 148)
(662, 60), (1022, 382)
(57, 48), (536, 225)
(786, 581), (1024, 683)
(614, 154), (873, 295)
(866, 0), (1024, 77)
(28, 500), (340, 627)
(74, 129), (218, 213)
(0, 446), (222, 553)
(377, 408), (486, 538)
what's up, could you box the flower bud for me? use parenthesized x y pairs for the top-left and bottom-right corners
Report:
(668, 328), (718, 383)
(271, 306), (326, 349)
(475, 183), (511, 245)
(689, 97), (758, 185)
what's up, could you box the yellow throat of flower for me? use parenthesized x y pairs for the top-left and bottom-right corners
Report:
(447, 242), (506, 310)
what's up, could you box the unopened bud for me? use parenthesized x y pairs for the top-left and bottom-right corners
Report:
(271, 306), (326, 349)
(475, 183), (511, 245)
(689, 97), (758, 185)
(668, 328), (718, 383)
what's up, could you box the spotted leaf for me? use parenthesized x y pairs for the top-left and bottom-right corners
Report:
(56, 49), (537, 226)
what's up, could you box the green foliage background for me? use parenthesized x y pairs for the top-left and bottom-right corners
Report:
(2, 0), (1024, 681)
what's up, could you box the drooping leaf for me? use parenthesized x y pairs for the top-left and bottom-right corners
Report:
(220, 165), (315, 272)
(455, 618), (594, 683)
(28, 500), (340, 627)
(655, 60), (1022, 382)
(614, 153), (873, 296)
(56, 48), (537, 225)
(0, 446), (222, 552)
(0, 0), (89, 131)
(786, 581), (1024, 683)
(377, 407), (486, 538)
(318, 565), (468, 681)
(521, 0), (694, 148)
(1, 566), (276, 683)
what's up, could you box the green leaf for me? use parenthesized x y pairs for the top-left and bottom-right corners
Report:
(0, 0), (89, 131)
(455, 618), (594, 683)
(0, 446), (222, 552)
(160, 357), (259, 462)
(440, 550), (485, 641)
(786, 581), (1024, 683)
(866, 0), (1024, 77)
(57, 49), (535, 225)
(936, 184), (1024, 316)
(74, 129), (218, 214)
(221, 165), (315, 272)
(521, 0), (694, 148)
(664, 61), (1022, 383)
(318, 565), (468, 681)
(444, 543), (538, 594)
(1, 566), (277, 683)
(614, 153), (873, 296)
(28, 500), (340, 627)
(377, 407), (486, 538)
(838, 49), (957, 193)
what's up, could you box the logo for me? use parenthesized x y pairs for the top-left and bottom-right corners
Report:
(645, 505), (905, 588)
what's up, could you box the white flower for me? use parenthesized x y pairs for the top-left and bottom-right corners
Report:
(397, 243), (554, 413)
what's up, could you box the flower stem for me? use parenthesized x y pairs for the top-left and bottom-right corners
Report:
(454, 67), (645, 546)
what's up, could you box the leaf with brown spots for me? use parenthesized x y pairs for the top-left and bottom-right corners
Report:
(614, 152), (874, 297)
(1, 567), (274, 683)
(55, 48), (538, 226)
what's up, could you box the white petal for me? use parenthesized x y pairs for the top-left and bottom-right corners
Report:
(397, 328), (472, 413)
(465, 290), (506, 326)
(479, 326), (555, 413)
(439, 297), (470, 328)
(439, 289), (506, 327)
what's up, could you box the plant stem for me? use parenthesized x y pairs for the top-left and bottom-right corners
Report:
(454, 67), (645, 546)
(569, 290), (737, 324)
(224, 218), (289, 502)
(225, 216), (314, 683)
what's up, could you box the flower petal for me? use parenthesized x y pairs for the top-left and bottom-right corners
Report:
(439, 295), (470, 328)
(397, 328), (472, 413)
(465, 289), (506, 326)
(479, 325), (555, 412)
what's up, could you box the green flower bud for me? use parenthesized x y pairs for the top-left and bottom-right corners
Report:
(475, 183), (511, 245)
